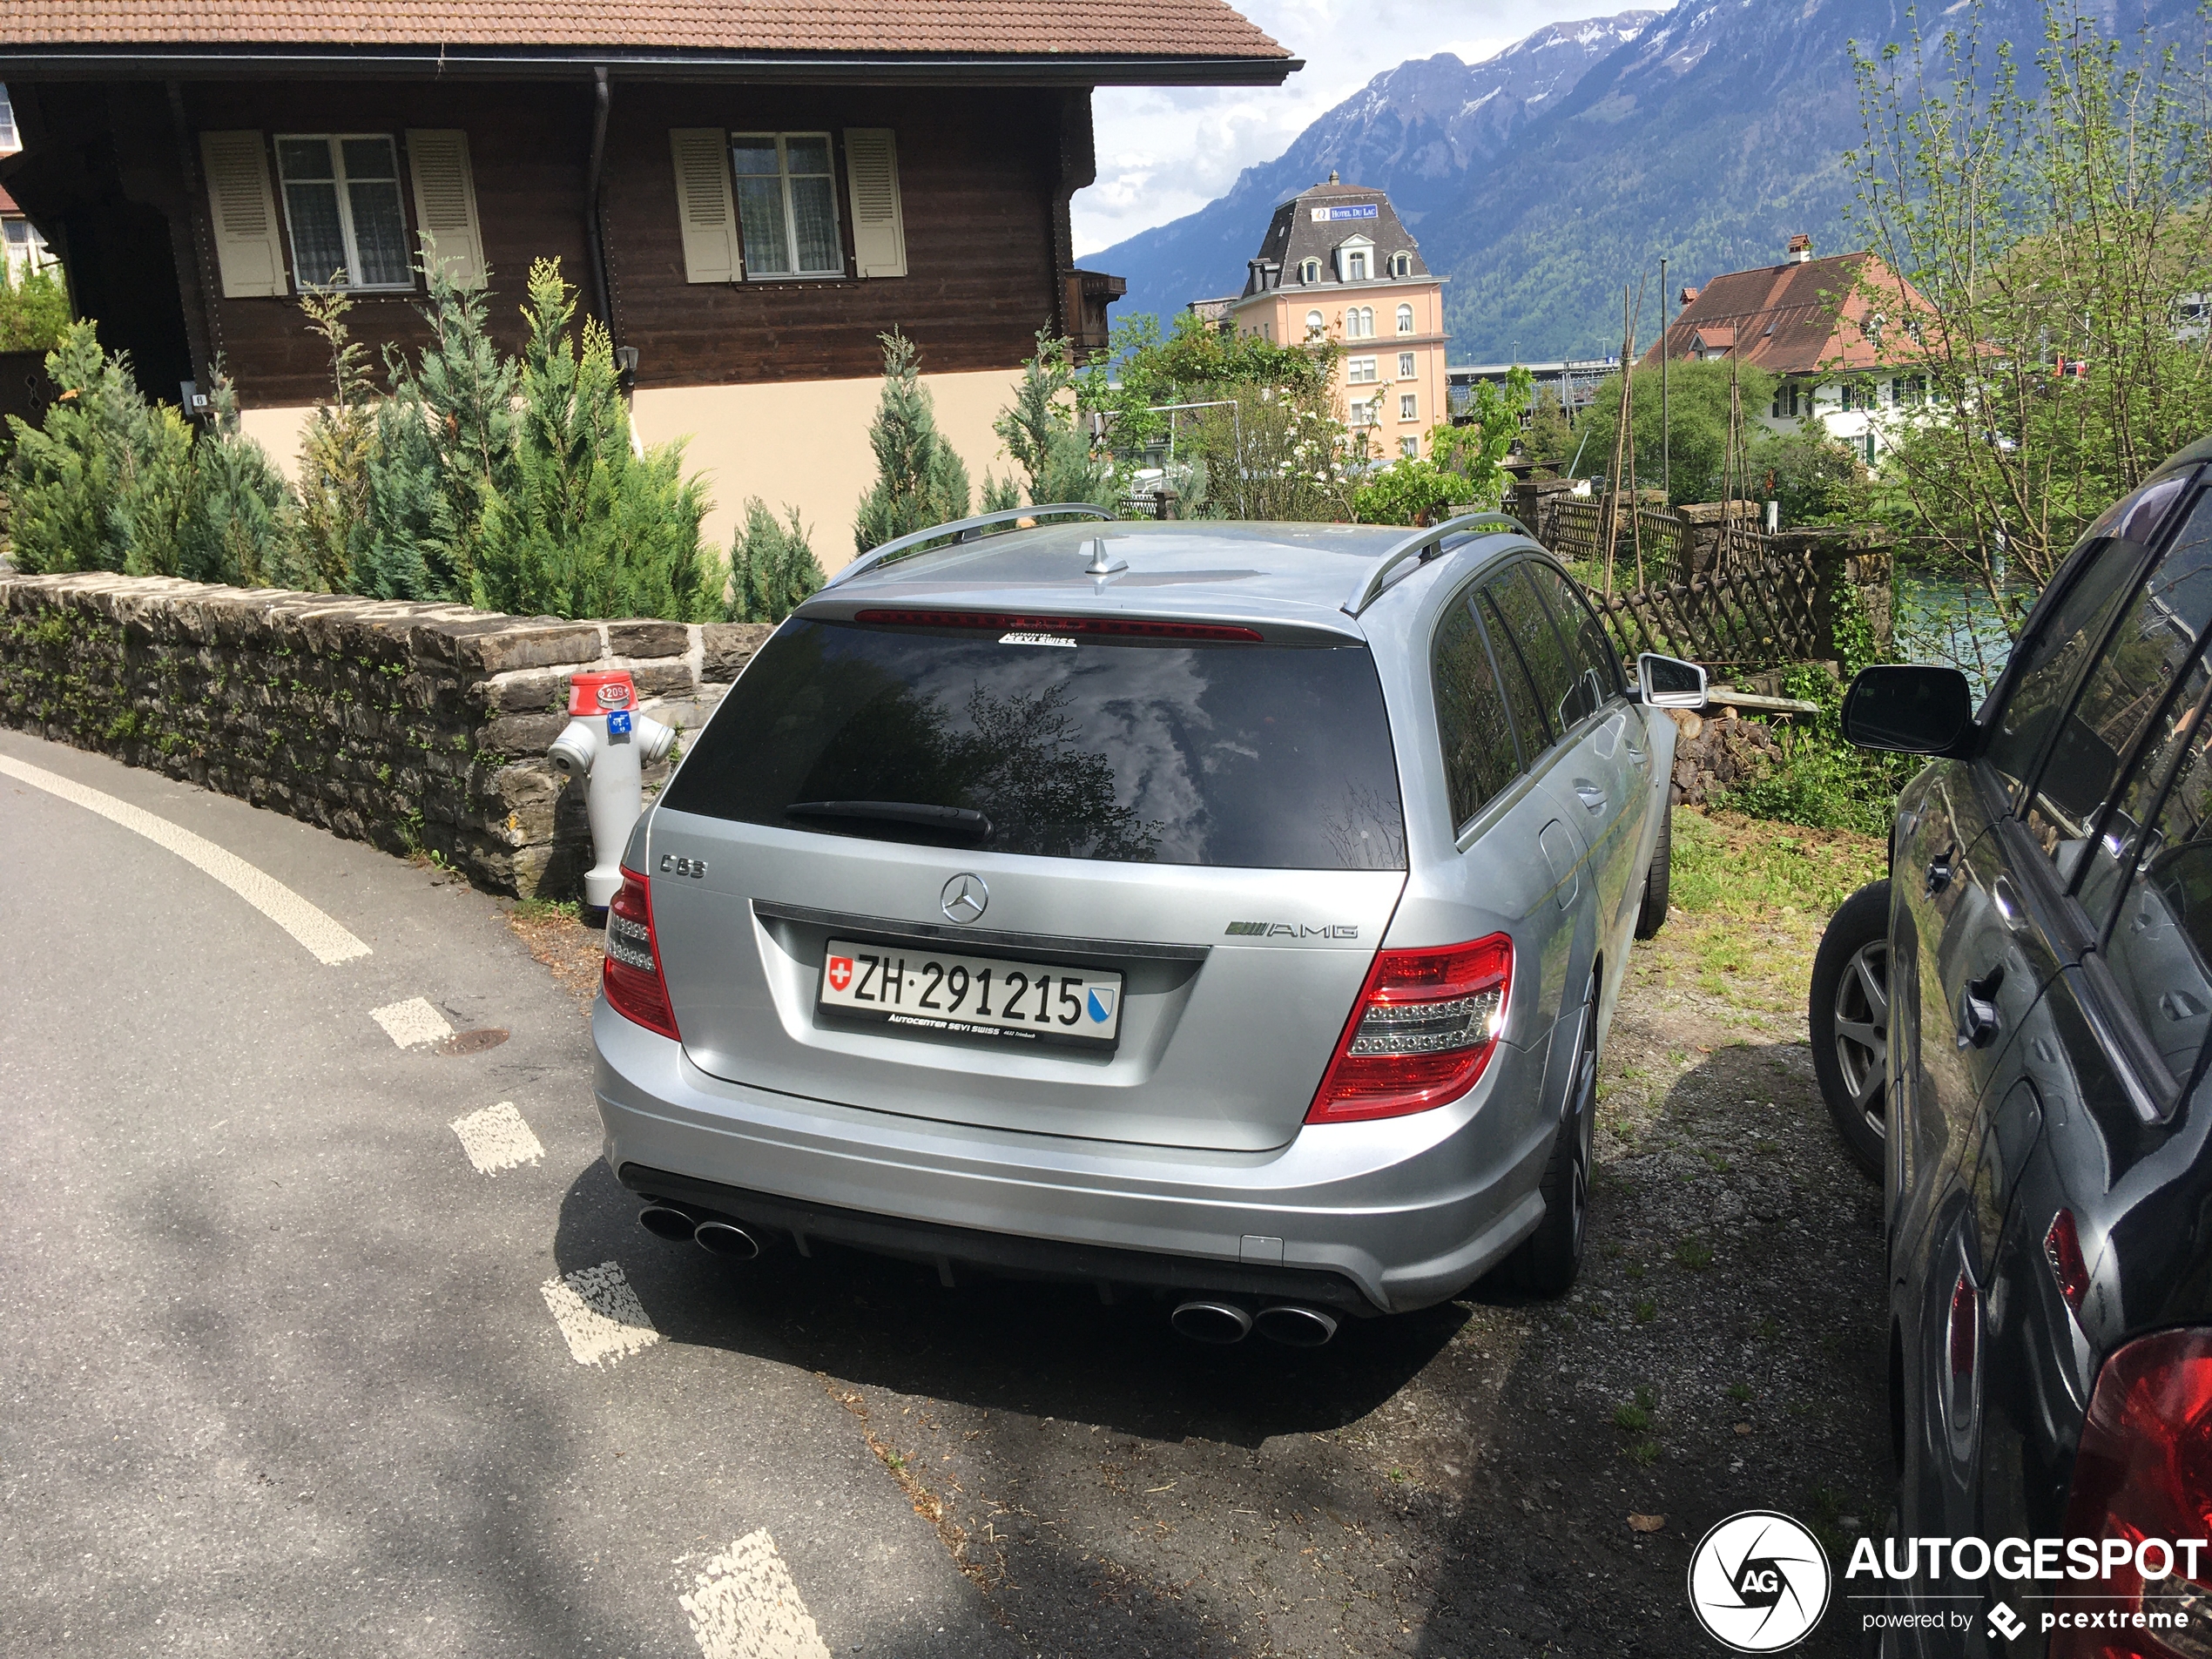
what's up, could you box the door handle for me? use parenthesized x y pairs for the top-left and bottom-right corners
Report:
(1574, 782), (1607, 813)
(1926, 842), (1958, 896)
(1957, 962), (2005, 1051)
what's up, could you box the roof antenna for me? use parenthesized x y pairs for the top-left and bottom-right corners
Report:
(1083, 536), (1127, 577)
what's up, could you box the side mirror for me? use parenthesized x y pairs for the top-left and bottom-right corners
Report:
(1841, 664), (1974, 754)
(1637, 652), (1708, 710)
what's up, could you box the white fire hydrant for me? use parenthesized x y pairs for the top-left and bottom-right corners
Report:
(547, 669), (676, 908)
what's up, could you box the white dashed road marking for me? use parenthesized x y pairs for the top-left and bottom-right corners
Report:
(0, 752), (371, 964)
(681, 1531), (832, 1659)
(449, 1102), (544, 1174)
(541, 1262), (660, 1367)
(372, 997), (453, 1049)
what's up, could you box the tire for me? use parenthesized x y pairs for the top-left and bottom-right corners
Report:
(1634, 803), (1673, 941)
(1810, 879), (1892, 1180)
(1510, 971), (1600, 1297)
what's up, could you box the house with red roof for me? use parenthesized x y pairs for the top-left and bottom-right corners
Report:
(1643, 234), (1937, 468)
(0, 2), (1296, 558)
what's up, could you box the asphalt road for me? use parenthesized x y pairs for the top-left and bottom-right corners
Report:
(0, 729), (1009, 1659)
(0, 727), (1889, 1659)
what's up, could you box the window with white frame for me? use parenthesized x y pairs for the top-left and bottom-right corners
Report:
(1389, 252), (1412, 277)
(1346, 306), (1374, 339)
(1397, 351), (1415, 379)
(1305, 308), (1325, 337)
(731, 132), (843, 277)
(1840, 379), (1877, 412)
(1399, 435), (1420, 458)
(1399, 393), (1418, 421)
(1892, 374), (1926, 407)
(1347, 356), (1377, 384)
(1396, 302), (1413, 334)
(275, 135), (412, 289)
(0, 85), (18, 154)
(1299, 258), (1320, 284)
(1349, 397), (1377, 426)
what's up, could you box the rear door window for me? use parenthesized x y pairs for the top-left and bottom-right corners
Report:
(662, 617), (1409, 870)
(2100, 701), (2212, 1082)
(1478, 586), (1554, 754)
(1982, 539), (2153, 800)
(1485, 563), (1587, 739)
(2029, 488), (2212, 869)
(1433, 593), (1521, 829)
(1524, 561), (1624, 710)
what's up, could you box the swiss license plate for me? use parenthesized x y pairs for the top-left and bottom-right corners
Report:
(818, 938), (1123, 1049)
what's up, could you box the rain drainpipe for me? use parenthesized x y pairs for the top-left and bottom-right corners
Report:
(584, 67), (614, 333)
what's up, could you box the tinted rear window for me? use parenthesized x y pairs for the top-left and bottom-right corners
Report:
(664, 618), (1408, 869)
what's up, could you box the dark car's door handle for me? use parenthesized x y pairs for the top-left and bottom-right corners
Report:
(1574, 782), (1607, 813)
(1957, 963), (2005, 1050)
(1926, 842), (1958, 895)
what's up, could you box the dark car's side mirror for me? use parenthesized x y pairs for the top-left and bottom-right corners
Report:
(1637, 652), (1708, 709)
(1841, 664), (1975, 754)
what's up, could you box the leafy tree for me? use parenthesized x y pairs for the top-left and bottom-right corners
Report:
(5, 321), (192, 576)
(1570, 360), (1776, 505)
(1352, 456), (1477, 526)
(1745, 422), (1872, 526)
(0, 260), (71, 354)
(474, 258), (717, 621)
(1521, 384), (1577, 473)
(1433, 364), (1534, 506)
(979, 473), (1022, 513)
(993, 333), (1118, 508)
(1845, 0), (2212, 629)
(349, 371), (442, 600)
(293, 287), (376, 592)
(726, 497), (825, 622)
(853, 331), (971, 553)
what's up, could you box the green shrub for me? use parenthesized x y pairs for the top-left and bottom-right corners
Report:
(179, 370), (293, 587)
(726, 498), (824, 623)
(853, 330), (971, 554)
(1352, 455), (1477, 526)
(1718, 665), (1918, 835)
(993, 333), (1117, 509)
(0, 260), (71, 354)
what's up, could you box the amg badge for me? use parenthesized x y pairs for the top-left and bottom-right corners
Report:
(1224, 921), (1359, 939)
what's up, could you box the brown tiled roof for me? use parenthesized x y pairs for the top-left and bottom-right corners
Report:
(3, 0), (1291, 57)
(1642, 251), (1934, 374)
(0, 185), (17, 212)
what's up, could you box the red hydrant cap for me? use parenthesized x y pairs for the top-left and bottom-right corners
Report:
(568, 670), (637, 716)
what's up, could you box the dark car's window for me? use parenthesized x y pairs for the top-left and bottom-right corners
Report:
(1983, 537), (2152, 801)
(1479, 587), (1554, 754)
(1487, 563), (1589, 735)
(664, 617), (1409, 869)
(2082, 469), (2192, 546)
(1434, 594), (1521, 829)
(2028, 489), (2212, 867)
(2099, 700), (2212, 1080)
(2077, 656), (2212, 928)
(1524, 560), (1625, 708)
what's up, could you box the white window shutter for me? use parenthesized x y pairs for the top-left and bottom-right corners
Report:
(199, 131), (287, 298)
(669, 128), (739, 284)
(405, 129), (487, 289)
(842, 128), (906, 279)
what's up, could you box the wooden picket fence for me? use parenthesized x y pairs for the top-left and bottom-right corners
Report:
(1580, 550), (1826, 670)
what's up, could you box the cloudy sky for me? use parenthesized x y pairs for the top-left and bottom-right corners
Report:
(1071, 0), (1615, 258)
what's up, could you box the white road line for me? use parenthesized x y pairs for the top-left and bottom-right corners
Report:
(680, 1531), (832, 1659)
(449, 1102), (544, 1174)
(0, 752), (371, 965)
(540, 1261), (660, 1367)
(372, 997), (453, 1049)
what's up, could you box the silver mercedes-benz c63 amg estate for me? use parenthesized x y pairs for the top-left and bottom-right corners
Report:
(590, 506), (1699, 1344)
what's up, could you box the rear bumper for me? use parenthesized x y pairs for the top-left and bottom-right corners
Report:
(591, 997), (1556, 1314)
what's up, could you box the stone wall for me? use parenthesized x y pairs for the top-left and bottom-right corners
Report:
(0, 571), (772, 898)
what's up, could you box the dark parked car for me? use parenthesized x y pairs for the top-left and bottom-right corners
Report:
(1820, 433), (2212, 1654)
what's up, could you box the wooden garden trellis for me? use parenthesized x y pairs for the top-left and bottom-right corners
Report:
(1579, 546), (1826, 670)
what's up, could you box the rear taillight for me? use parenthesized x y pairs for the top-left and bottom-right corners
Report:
(2047, 1208), (2092, 1310)
(1306, 934), (1511, 1124)
(2052, 1328), (2212, 1658)
(604, 866), (680, 1041)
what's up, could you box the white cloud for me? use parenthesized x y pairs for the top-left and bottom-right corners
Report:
(1074, 0), (1610, 257)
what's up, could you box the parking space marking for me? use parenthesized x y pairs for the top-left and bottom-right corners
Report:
(679, 1531), (832, 1659)
(372, 997), (454, 1049)
(540, 1261), (660, 1367)
(448, 1102), (544, 1174)
(0, 752), (371, 964)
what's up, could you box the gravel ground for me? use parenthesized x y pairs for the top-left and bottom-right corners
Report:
(509, 813), (1891, 1656)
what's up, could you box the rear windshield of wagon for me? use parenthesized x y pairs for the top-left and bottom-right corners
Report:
(661, 616), (1408, 870)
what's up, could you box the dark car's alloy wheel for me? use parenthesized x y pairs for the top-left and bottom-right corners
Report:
(1810, 879), (1891, 1178)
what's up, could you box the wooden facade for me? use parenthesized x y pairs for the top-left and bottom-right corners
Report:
(2, 75), (1098, 409)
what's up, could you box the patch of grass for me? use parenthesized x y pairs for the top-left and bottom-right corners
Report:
(1728, 1381), (1756, 1404)
(1624, 1262), (1646, 1282)
(1612, 1388), (1655, 1433)
(514, 896), (581, 922)
(1628, 1440), (1662, 1467)
(1674, 1238), (1715, 1271)
(1669, 806), (1885, 921)
(1633, 1299), (1657, 1323)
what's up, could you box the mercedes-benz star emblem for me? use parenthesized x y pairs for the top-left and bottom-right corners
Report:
(941, 873), (988, 924)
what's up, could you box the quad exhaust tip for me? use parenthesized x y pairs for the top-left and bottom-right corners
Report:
(1253, 1304), (1339, 1347)
(637, 1203), (698, 1242)
(692, 1219), (761, 1260)
(1170, 1300), (1255, 1345)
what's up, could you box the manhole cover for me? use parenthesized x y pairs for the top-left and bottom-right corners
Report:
(439, 1028), (509, 1055)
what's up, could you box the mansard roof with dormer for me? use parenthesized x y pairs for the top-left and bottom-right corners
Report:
(1236, 179), (1433, 299)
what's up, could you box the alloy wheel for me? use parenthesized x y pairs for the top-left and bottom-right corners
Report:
(1831, 938), (1890, 1145)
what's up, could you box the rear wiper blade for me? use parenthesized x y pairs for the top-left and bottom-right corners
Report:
(786, 800), (993, 839)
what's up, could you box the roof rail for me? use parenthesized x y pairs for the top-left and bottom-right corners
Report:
(822, 503), (1118, 590)
(1342, 511), (1529, 617)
